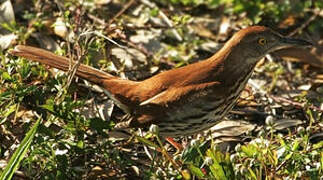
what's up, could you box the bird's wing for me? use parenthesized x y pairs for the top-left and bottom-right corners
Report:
(139, 81), (220, 106)
(121, 81), (222, 128)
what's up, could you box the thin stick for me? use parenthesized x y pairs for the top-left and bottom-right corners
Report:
(288, 9), (319, 37)
(108, 0), (136, 26)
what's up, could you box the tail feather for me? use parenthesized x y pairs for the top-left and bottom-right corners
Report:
(10, 45), (115, 85)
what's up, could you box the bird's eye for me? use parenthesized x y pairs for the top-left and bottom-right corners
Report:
(258, 38), (267, 45)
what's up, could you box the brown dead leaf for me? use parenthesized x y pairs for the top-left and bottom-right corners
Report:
(273, 119), (304, 130)
(313, 74), (323, 86)
(207, 120), (256, 138)
(189, 23), (217, 40)
(309, 132), (323, 143)
(236, 86), (258, 107)
(88, 166), (110, 180)
(278, 15), (296, 29)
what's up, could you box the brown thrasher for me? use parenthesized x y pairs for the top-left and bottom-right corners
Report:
(10, 26), (311, 137)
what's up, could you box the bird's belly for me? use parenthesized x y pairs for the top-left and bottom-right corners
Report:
(158, 97), (237, 137)
(158, 72), (252, 137)
(157, 93), (238, 137)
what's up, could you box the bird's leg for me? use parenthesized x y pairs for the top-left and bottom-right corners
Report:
(165, 137), (184, 152)
(155, 135), (182, 171)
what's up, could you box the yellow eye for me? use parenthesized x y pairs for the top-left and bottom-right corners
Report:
(258, 38), (266, 45)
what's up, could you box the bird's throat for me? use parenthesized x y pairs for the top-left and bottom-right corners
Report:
(210, 48), (258, 87)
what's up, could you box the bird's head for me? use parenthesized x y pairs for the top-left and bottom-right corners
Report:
(226, 26), (312, 61)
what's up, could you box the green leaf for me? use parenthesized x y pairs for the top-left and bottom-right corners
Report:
(182, 141), (208, 163)
(40, 99), (55, 113)
(77, 140), (84, 149)
(241, 144), (258, 157)
(320, 152), (323, 173)
(1, 104), (16, 123)
(150, 8), (159, 17)
(0, 117), (41, 180)
(248, 168), (257, 180)
(292, 140), (300, 151)
(313, 141), (323, 149)
(1, 72), (11, 81)
(284, 152), (293, 161)
(206, 149), (227, 180)
(188, 164), (204, 178)
(89, 118), (110, 135)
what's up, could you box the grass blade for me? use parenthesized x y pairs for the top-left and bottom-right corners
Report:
(0, 117), (41, 180)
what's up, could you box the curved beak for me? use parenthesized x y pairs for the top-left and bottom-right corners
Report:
(279, 36), (313, 48)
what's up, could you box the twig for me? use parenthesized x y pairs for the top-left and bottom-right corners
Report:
(66, 4), (85, 92)
(275, 159), (288, 172)
(87, 15), (152, 56)
(65, 44), (83, 90)
(80, 30), (127, 49)
(288, 9), (319, 37)
(118, 35), (153, 58)
(108, 0), (136, 26)
(155, 135), (182, 171)
(88, 14), (106, 25)
(53, 2), (85, 103)
(138, 128), (154, 161)
(123, 23), (175, 30)
(268, 95), (323, 113)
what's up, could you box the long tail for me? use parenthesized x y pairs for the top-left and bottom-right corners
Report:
(10, 45), (116, 84)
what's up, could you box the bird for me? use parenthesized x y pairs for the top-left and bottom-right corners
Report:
(10, 26), (312, 137)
